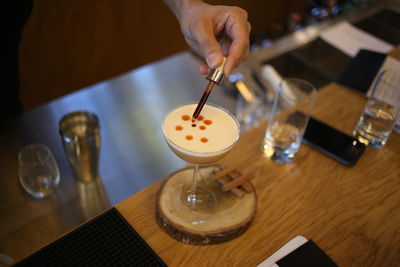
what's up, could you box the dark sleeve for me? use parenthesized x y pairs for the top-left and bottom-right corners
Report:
(1, 0), (34, 124)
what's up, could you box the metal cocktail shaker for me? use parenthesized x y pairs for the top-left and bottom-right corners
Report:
(59, 111), (100, 183)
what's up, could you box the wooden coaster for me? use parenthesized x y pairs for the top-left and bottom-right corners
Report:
(156, 165), (257, 245)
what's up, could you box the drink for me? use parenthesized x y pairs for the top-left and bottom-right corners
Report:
(354, 100), (397, 148)
(162, 104), (240, 164)
(263, 122), (301, 163)
(159, 102), (240, 225)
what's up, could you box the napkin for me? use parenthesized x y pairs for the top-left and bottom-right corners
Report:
(320, 21), (393, 57)
(257, 236), (338, 267)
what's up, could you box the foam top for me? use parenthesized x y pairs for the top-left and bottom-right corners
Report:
(163, 104), (239, 154)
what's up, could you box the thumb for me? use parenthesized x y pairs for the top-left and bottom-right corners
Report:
(205, 49), (224, 69)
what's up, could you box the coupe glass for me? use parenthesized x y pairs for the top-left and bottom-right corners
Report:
(161, 103), (240, 224)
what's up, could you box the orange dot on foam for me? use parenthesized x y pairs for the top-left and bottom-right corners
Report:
(199, 125), (206, 130)
(204, 120), (212, 125)
(185, 135), (193, 141)
(181, 115), (190, 121)
(198, 115), (204, 121)
(175, 125), (183, 131)
(200, 137), (208, 143)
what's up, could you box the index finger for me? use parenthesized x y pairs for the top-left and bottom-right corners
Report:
(224, 21), (250, 75)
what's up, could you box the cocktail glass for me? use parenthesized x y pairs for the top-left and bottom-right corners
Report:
(161, 103), (240, 225)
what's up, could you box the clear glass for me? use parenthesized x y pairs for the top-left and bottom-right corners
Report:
(354, 69), (400, 149)
(263, 78), (317, 163)
(18, 144), (60, 199)
(59, 111), (100, 183)
(161, 103), (240, 224)
(230, 72), (267, 132)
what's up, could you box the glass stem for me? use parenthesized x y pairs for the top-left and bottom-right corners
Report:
(187, 164), (199, 205)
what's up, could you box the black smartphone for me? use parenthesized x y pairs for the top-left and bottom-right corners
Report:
(301, 117), (366, 166)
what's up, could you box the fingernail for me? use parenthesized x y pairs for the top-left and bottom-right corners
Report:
(206, 53), (222, 68)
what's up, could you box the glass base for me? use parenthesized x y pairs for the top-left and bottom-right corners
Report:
(19, 175), (56, 199)
(156, 165), (257, 245)
(263, 145), (297, 163)
(160, 166), (219, 225)
(354, 132), (387, 149)
(184, 185), (217, 220)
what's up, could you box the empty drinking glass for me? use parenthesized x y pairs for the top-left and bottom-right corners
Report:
(18, 144), (60, 199)
(263, 78), (317, 163)
(353, 69), (400, 149)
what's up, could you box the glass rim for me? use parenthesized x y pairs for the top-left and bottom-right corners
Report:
(59, 110), (99, 143)
(162, 102), (240, 156)
(278, 78), (317, 103)
(18, 143), (52, 166)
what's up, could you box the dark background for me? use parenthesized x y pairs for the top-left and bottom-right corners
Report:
(18, 0), (309, 109)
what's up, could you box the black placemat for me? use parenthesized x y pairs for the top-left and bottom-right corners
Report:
(263, 38), (351, 89)
(15, 208), (167, 267)
(336, 49), (386, 95)
(354, 9), (400, 46)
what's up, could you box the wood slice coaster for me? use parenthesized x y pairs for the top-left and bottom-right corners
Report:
(156, 165), (257, 245)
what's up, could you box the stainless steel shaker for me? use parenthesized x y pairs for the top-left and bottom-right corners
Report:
(59, 111), (100, 183)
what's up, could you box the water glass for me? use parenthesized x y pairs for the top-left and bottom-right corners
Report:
(263, 78), (317, 163)
(230, 71), (267, 132)
(59, 111), (100, 183)
(353, 69), (400, 149)
(18, 144), (60, 199)
(236, 91), (265, 132)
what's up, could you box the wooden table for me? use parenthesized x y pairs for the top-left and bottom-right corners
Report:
(116, 83), (400, 267)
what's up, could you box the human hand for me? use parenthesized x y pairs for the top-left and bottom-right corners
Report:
(166, 0), (251, 76)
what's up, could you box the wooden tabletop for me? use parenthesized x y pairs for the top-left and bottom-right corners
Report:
(116, 83), (400, 267)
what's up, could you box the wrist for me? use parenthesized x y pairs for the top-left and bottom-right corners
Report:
(165, 0), (204, 20)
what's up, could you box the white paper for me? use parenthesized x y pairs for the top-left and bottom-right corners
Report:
(257, 236), (308, 267)
(321, 21), (394, 57)
(368, 56), (400, 96)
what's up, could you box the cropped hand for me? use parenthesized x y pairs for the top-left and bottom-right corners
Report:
(165, 0), (251, 75)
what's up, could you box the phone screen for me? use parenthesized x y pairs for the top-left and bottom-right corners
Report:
(301, 117), (366, 166)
